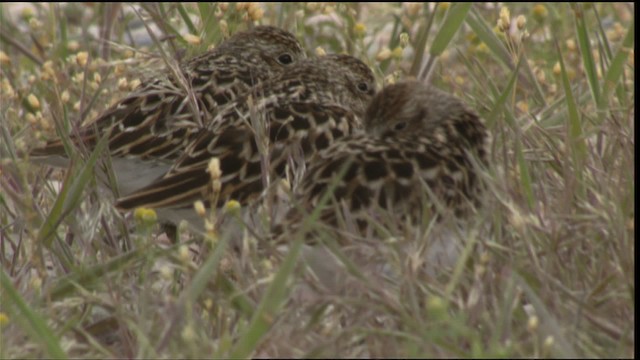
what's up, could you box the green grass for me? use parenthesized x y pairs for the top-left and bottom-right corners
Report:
(0, 3), (634, 358)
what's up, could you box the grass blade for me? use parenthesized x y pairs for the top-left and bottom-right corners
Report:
(46, 245), (148, 300)
(37, 135), (109, 248)
(555, 40), (586, 199)
(228, 233), (303, 359)
(176, 3), (197, 35)
(185, 236), (228, 303)
(409, 4), (438, 76)
(228, 158), (357, 358)
(429, 3), (472, 56)
(465, 7), (546, 105)
(485, 58), (535, 209)
(1, 270), (68, 359)
(572, 4), (602, 108)
(601, 19), (634, 110)
(156, 233), (232, 353)
(420, 3), (472, 80)
(465, 8), (511, 70)
(513, 271), (579, 358)
(197, 3), (223, 46)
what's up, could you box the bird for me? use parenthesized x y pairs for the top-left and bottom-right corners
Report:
(114, 54), (377, 231)
(29, 25), (306, 196)
(271, 80), (490, 291)
(282, 80), (488, 233)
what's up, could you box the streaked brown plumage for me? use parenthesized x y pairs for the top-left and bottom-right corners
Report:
(29, 26), (305, 195)
(277, 80), (489, 242)
(115, 54), (377, 227)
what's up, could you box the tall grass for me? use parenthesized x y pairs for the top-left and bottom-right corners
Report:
(0, 3), (634, 358)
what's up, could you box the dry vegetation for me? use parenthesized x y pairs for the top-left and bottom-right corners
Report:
(0, 3), (634, 358)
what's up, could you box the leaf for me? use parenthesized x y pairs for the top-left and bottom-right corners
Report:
(430, 3), (472, 56)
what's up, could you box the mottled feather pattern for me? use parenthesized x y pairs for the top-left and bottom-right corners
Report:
(29, 23), (490, 253)
(275, 81), (489, 241)
(30, 26), (306, 162)
(204, 53), (376, 136)
(116, 102), (361, 211)
(115, 54), (376, 213)
(117, 55), (375, 209)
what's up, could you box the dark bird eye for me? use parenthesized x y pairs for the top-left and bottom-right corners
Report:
(357, 82), (369, 92)
(277, 53), (294, 65)
(393, 122), (407, 131)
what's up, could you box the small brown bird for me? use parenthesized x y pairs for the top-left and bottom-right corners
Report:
(29, 26), (305, 195)
(292, 80), (489, 230)
(271, 81), (489, 291)
(115, 54), (377, 229)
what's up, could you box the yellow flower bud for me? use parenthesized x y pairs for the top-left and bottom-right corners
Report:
(118, 78), (128, 91)
(219, 20), (229, 37)
(159, 265), (173, 280)
(178, 245), (190, 261)
(376, 47), (392, 62)
(248, 5), (264, 21)
(527, 315), (539, 332)
(204, 298), (213, 310)
(205, 220), (216, 234)
(224, 200), (241, 215)
(194, 200), (206, 217)
(133, 208), (155, 225)
(532, 4), (548, 23)
(181, 325), (196, 341)
(0, 51), (10, 65)
(354, 22), (366, 37)
(61, 90), (70, 104)
(516, 100), (529, 113)
(129, 79), (141, 91)
(262, 258), (273, 271)
(552, 62), (561, 76)
(72, 72), (84, 84)
(438, 2), (450, 11)
(27, 94), (40, 110)
(76, 51), (89, 67)
(500, 7), (511, 27)
(0, 312), (9, 327)
(21, 6), (34, 19)
(426, 296), (447, 318)
(476, 42), (489, 54)
(392, 46), (404, 59)
(183, 33), (201, 45)
(516, 15), (526, 30)
(67, 40), (80, 52)
(212, 180), (221, 194)
(399, 32), (410, 48)
(30, 275), (42, 291)
(208, 158), (222, 179)
(278, 178), (291, 192)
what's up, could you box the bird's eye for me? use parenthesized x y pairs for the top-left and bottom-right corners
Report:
(393, 122), (407, 131)
(357, 82), (369, 92)
(277, 53), (294, 65)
